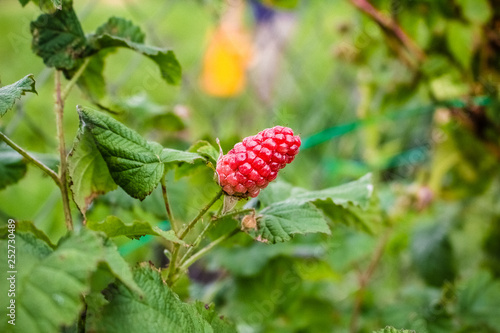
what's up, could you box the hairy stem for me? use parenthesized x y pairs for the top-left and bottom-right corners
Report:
(219, 207), (254, 219)
(0, 131), (61, 187)
(177, 228), (240, 276)
(178, 217), (214, 265)
(178, 207), (253, 267)
(166, 189), (223, 284)
(54, 71), (73, 231)
(161, 174), (176, 232)
(179, 190), (223, 239)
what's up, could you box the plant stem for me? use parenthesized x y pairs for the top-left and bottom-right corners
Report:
(179, 220), (211, 265)
(179, 189), (223, 239)
(160, 174), (175, 232)
(178, 207), (253, 268)
(219, 208), (254, 219)
(349, 229), (391, 333)
(177, 228), (240, 273)
(166, 189), (223, 284)
(54, 71), (73, 231)
(0, 131), (61, 187)
(349, 0), (425, 64)
(61, 58), (91, 101)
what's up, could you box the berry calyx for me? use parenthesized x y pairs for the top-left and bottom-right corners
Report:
(216, 126), (301, 198)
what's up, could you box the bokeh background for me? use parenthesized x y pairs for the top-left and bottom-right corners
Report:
(1, 0), (500, 332)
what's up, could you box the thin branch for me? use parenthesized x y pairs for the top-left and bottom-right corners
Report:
(166, 189), (224, 284)
(0, 131), (61, 187)
(179, 189), (223, 239)
(218, 208), (254, 220)
(178, 207), (254, 267)
(160, 174), (175, 231)
(349, 0), (425, 63)
(177, 228), (240, 274)
(349, 229), (391, 333)
(178, 217), (213, 265)
(54, 71), (73, 231)
(61, 57), (91, 101)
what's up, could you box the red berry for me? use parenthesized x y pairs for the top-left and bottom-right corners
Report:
(216, 126), (301, 198)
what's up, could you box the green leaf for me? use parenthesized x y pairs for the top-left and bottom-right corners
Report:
(19, 0), (61, 11)
(193, 302), (237, 333)
(0, 220), (55, 248)
(0, 74), (37, 117)
(210, 242), (306, 276)
(160, 148), (202, 164)
(75, 54), (106, 101)
(251, 201), (330, 244)
(100, 237), (142, 296)
(70, 16), (145, 102)
(189, 140), (219, 166)
(446, 20), (475, 70)
(0, 147), (27, 190)
(286, 173), (374, 209)
(51, 0), (61, 9)
(152, 226), (188, 247)
(0, 228), (139, 333)
(457, 271), (500, 329)
(87, 216), (187, 246)
(373, 327), (416, 333)
(258, 181), (296, 207)
(260, 174), (380, 233)
(87, 216), (157, 240)
(456, 0), (492, 25)
(77, 105), (164, 200)
(312, 196), (381, 233)
(223, 258), (301, 322)
(87, 33), (181, 85)
(147, 112), (186, 131)
(30, 6), (88, 70)
(174, 140), (219, 178)
(87, 264), (236, 332)
(73, 17), (145, 101)
(95, 16), (145, 43)
(77, 106), (201, 199)
(68, 126), (117, 216)
(411, 224), (456, 287)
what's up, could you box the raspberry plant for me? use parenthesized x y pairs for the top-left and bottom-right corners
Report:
(5, 0), (499, 332)
(0, 1), (380, 332)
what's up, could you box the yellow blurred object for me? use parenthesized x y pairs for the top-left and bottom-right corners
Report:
(200, 1), (252, 97)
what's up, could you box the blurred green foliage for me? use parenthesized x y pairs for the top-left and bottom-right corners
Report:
(1, 0), (500, 332)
